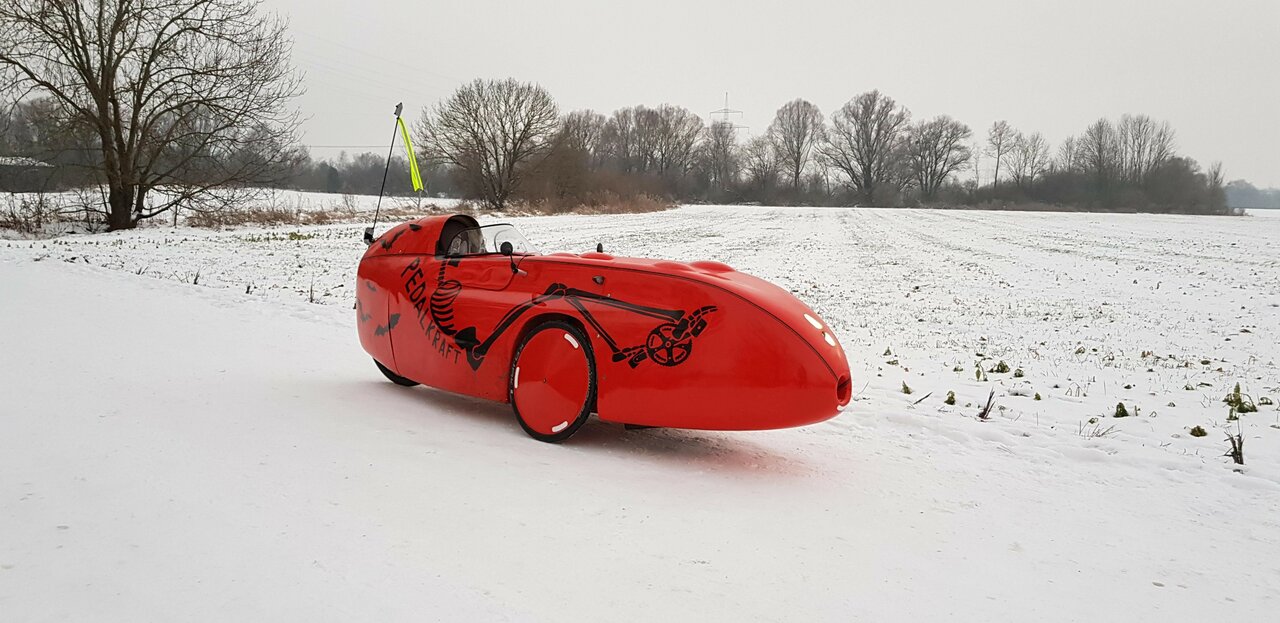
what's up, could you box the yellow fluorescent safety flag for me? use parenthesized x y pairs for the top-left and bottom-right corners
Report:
(397, 116), (424, 192)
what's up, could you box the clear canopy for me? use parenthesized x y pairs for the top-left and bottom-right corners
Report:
(445, 223), (538, 257)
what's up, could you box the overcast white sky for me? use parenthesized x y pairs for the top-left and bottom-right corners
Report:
(267, 0), (1280, 187)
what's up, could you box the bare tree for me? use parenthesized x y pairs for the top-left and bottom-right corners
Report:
(632, 107), (663, 172)
(768, 99), (824, 190)
(742, 134), (780, 193)
(599, 105), (701, 178)
(1007, 132), (1050, 188)
(1055, 135), (1079, 172)
(986, 120), (1016, 188)
(970, 141), (982, 188)
(593, 104), (696, 177)
(1116, 114), (1140, 183)
(418, 78), (559, 210)
(530, 110), (605, 201)
(0, 0), (303, 230)
(700, 120), (740, 193)
(821, 90), (911, 204)
(1116, 114), (1176, 183)
(559, 109), (607, 169)
(600, 107), (642, 173)
(905, 116), (972, 200)
(1208, 161), (1225, 188)
(1148, 121), (1177, 179)
(651, 104), (703, 177)
(1079, 118), (1120, 188)
(1207, 160), (1226, 212)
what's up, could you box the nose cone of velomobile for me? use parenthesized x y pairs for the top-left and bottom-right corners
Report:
(595, 259), (852, 431)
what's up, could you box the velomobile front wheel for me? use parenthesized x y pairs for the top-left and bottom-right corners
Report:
(374, 359), (419, 387)
(509, 321), (596, 443)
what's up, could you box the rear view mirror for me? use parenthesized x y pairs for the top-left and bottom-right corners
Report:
(501, 240), (523, 275)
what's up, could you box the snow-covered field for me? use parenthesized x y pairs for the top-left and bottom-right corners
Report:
(3, 205), (1279, 620)
(0, 189), (466, 238)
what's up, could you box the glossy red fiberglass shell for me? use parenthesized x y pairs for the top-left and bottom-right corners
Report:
(356, 214), (851, 432)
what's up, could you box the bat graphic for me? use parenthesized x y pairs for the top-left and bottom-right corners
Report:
(379, 223), (422, 250)
(374, 313), (400, 336)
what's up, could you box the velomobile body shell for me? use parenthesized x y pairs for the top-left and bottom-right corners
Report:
(356, 214), (851, 432)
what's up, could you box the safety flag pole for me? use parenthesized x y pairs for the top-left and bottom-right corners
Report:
(364, 102), (423, 245)
(400, 109), (425, 212)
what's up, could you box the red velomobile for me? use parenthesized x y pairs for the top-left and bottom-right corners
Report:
(356, 214), (851, 442)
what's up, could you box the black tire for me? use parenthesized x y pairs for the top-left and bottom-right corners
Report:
(374, 359), (419, 387)
(508, 320), (597, 443)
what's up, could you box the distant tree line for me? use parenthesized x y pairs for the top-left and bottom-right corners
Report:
(0, 97), (117, 189)
(3, 71), (1259, 216)
(1225, 180), (1280, 209)
(396, 78), (1237, 214)
(0, 98), (440, 199)
(280, 150), (454, 198)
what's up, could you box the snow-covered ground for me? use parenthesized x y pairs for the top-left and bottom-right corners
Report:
(2, 205), (1279, 620)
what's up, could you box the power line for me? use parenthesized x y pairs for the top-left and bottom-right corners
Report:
(291, 27), (463, 85)
(292, 53), (440, 103)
